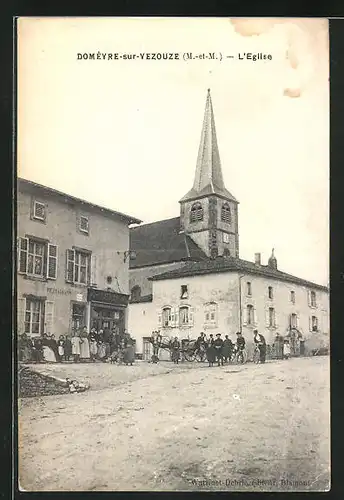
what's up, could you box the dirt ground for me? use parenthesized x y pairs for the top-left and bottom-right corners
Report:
(18, 357), (330, 492)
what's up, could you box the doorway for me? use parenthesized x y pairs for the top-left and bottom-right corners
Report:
(91, 306), (125, 335)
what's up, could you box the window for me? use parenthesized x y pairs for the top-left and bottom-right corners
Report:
(290, 313), (298, 329)
(72, 304), (86, 331)
(131, 285), (141, 301)
(310, 291), (317, 308)
(181, 285), (188, 299)
(179, 306), (193, 327)
(190, 202), (203, 222)
(223, 233), (230, 244)
(290, 291), (295, 304)
(246, 304), (254, 325)
(268, 286), (273, 300)
(268, 307), (276, 328)
(25, 299), (43, 335)
(311, 316), (318, 332)
(66, 249), (91, 285)
(79, 216), (89, 234)
(33, 200), (46, 222)
(221, 203), (231, 223)
(204, 302), (217, 326)
(246, 282), (252, 296)
(162, 307), (172, 328)
(18, 237), (58, 280)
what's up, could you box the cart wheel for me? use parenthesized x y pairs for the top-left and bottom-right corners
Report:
(184, 351), (195, 362)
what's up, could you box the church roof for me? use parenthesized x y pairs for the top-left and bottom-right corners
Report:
(129, 217), (208, 268)
(180, 89), (238, 204)
(149, 256), (328, 292)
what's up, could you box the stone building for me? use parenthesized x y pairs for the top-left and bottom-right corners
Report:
(128, 90), (329, 358)
(17, 178), (141, 338)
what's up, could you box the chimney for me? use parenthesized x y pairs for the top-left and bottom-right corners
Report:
(254, 253), (261, 266)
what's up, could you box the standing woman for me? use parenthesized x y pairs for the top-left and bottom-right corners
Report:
(42, 333), (57, 363)
(80, 326), (90, 362)
(253, 329), (267, 364)
(64, 334), (72, 361)
(89, 334), (98, 362)
(71, 330), (81, 363)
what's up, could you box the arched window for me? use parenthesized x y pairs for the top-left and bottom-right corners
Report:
(246, 304), (254, 325)
(190, 202), (203, 222)
(221, 203), (231, 223)
(179, 305), (194, 327)
(162, 307), (172, 327)
(130, 285), (141, 301)
(204, 302), (218, 326)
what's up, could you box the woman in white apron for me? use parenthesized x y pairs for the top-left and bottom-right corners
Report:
(80, 327), (90, 361)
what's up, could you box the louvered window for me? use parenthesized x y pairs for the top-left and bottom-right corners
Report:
(190, 202), (203, 222)
(33, 201), (46, 221)
(221, 203), (231, 223)
(79, 216), (89, 234)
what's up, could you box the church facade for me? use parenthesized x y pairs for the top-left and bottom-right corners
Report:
(128, 90), (329, 358)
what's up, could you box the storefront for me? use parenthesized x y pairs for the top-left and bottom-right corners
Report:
(87, 288), (129, 335)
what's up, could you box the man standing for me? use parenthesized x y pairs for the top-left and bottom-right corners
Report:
(253, 329), (267, 364)
(151, 330), (162, 362)
(222, 335), (234, 363)
(213, 333), (224, 366)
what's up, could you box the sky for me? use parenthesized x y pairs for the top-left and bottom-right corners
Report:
(17, 17), (329, 286)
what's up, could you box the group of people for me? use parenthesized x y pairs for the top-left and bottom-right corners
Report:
(194, 331), (250, 367)
(150, 328), (294, 366)
(18, 327), (135, 364)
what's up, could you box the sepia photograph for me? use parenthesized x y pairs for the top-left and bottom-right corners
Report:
(16, 17), (329, 492)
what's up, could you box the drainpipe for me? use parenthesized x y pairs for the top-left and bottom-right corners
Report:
(238, 274), (245, 333)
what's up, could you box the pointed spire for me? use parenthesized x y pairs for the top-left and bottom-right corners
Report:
(193, 88), (225, 193)
(268, 248), (278, 270)
(179, 90), (238, 203)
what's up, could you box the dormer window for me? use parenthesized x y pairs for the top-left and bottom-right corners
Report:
(221, 202), (231, 223)
(79, 215), (89, 234)
(33, 200), (46, 222)
(190, 202), (203, 222)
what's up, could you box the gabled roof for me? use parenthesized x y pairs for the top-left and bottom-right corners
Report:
(18, 177), (142, 225)
(129, 216), (207, 268)
(180, 89), (238, 204)
(149, 256), (328, 292)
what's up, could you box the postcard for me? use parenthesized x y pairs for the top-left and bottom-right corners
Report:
(17, 17), (329, 492)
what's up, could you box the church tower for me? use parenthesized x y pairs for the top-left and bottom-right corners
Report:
(179, 89), (239, 259)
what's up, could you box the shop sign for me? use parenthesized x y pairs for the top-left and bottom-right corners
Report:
(88, 288), (129, 306)
(47, 287), (72, 295)
(76, 294), (84, 302)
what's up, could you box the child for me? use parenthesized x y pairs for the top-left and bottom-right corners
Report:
(89, 335), (98, 362)
(57, 335), (65, 362)
(284, 339), (291, 360)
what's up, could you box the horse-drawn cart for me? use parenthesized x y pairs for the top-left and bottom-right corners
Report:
(149, 335), (206, 363)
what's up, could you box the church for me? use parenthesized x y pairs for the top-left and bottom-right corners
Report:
(128, 90), (329, 360)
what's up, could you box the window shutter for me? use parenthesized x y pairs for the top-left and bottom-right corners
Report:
(253, 307), (258, 327)
(309, 316), (312, 332)
(66, 249), (75, 283)
(265, 309), (270, 327)
(91, 254), (97, 286)
(158, 310), (162, 328)
(18, 237), (28, 274)
(175, 307), (180, 328)
(189, 307), (195, 326)
(44, 301), (54, 334)
(47, 244), (58, 279)
(170, 308), (176, 328)
(307, 291), (311, 307)
(17, 297), (26, 334)
(296, 314), (300, 329)
(274, 311), (278, 328)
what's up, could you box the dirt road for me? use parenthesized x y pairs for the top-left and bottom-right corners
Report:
(18, 357), (330, 492)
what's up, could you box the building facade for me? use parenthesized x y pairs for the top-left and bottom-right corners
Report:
(17, 178), (141, 338)
(127, 89), (329, 358)
(129, 259), (329, 359)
